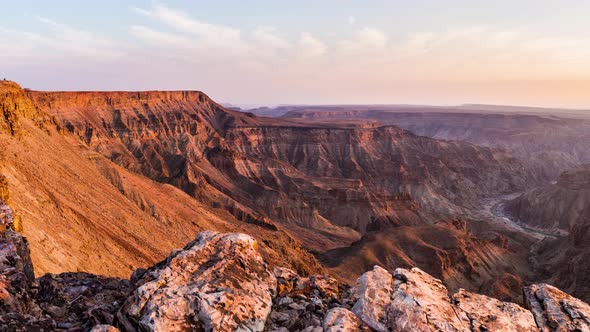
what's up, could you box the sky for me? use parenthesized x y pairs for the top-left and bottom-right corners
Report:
(2, 0), (590, 108)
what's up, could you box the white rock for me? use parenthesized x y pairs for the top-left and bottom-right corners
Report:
(117, 231), (277, 332)
(452, 289), (537, 332)
(323, 307), (366, 332)
(388, 268), (469, 332)
(351, 265), (393, 332)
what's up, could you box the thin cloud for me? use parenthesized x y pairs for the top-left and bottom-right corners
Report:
(1, 17), (123, 61)
(132, 3), (243, 50)
(299, 33), (327, 58)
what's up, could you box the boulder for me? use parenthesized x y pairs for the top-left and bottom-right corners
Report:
(117, 231), (277, 332)
(452, 289), (537, 331)
(350, 265), (394, 332)
(524, 283), (590, 331)
(388, 268), (468, 332)
(323, 307), (369, 331)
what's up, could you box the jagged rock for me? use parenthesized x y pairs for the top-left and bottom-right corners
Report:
(524, 283), (590, 331)
(350, 265), (393, 332)
(35, 272), (130, 330)
(298, 275), (342, 300)
(274, 267), (300, 296)
(0, 230), (36, 315)
(452, 289), (537, 331)
(6, 227), (590, 332)
(91, 324), (121, 332)
(0, 313), (55, 331)
(117, 231), (277, 332)
(323, 307), (369, 331)
(389, 267), (468, 331)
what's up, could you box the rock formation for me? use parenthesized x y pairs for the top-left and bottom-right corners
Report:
(524, 284), (590, 331)
(0, 80), (549, 301)
(505, 164), (590, 301)
(117, 232), (277, 332)
(280, 107), (590, 179)
(1, 227), (589, 331)
(0, 80), (323, 279)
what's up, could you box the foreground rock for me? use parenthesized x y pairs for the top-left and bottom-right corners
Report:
(453, 289), (537, 331)
(36, 272), (130, 330)
(117, 231), (277, 332)
(323, 308), (369, 331)
(524, 284), (590, 331)
(2, 229), (590, 331)
(351, 266), (393, 331)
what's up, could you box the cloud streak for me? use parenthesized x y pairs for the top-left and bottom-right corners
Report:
(3, 2), (590, 107)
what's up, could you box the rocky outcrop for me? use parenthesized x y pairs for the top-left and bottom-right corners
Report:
(0, 230), (36, 315)
(453, 289), (537, 331)
(524, 284), (590, 331)
(345, 266), (539, 331)
(0, 80), (54, 136)
(350, 266), (393, 331)
(323, 308), (369, 331)
(117, 231), (277, 332)
(388, 267), (468, 331)
(1, 230), (590, 331)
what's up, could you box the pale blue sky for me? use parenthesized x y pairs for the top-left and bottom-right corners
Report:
(2, 1), (590, 107)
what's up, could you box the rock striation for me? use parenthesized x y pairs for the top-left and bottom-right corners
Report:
(281, 107), (590, 179)
(1, 228), (589, 331)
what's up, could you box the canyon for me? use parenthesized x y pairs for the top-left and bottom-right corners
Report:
(3, 79), (590, 330)
(279, 107), (590, 179)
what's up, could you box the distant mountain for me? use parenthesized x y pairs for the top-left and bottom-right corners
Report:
(281, 109), (590, 179)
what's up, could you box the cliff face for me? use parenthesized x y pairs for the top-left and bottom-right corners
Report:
(282, 109), (590, 179)
(505, 164), (590, 300)
(506, 164), (590, 233)
(0, 81), (323, 278)
(0, 80), (54, 136)
(31, 88), (542, 253)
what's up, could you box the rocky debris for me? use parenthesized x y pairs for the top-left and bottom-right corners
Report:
(117, 231), (277, 332)
(268, 268), (348, 331)
(0, 229), (36, 315)
(323, 307), (369, 331)
(90, 324), (121, 332)
(524, 283), (590, 331)
(34, 272), (130, 330)
(452, 289), (537, 331)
